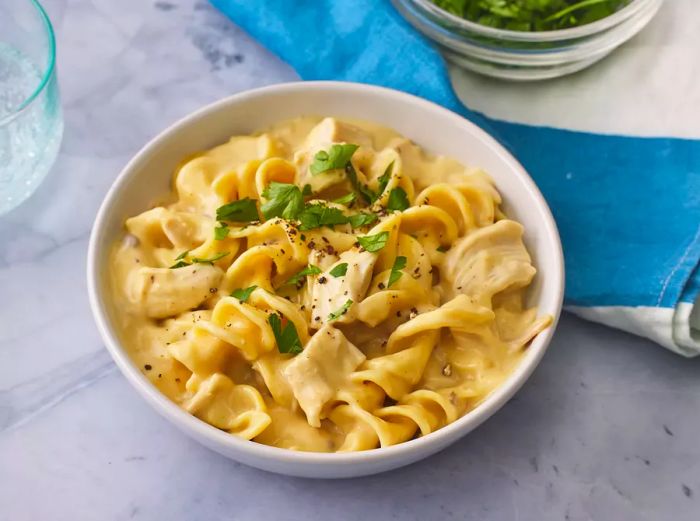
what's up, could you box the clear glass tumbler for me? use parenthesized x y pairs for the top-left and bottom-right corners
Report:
(0, 0), (63, 215)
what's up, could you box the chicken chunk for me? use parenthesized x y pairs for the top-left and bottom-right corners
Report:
(442, 220), (536, 306)
(126, 265), (223, 318)
(310, 249), (376, 325)
(283, 325), (366, 427)
(294, 118), (373, 193)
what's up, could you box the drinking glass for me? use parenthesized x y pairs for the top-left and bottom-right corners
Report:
(0, 0), (63, 215)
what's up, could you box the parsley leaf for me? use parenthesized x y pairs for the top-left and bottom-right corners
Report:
(231, 285), (257, 302)
(169, 249), (229, 268)
(285, 264), (322, 286)
(216, 198), (259, 223)
(388, 256), (407, 287)
(298, 204), (349, 231)
(214, 223), (229, 240)
(310, 144), (359, 175)
(345, 163), (377, 204)
(328, 299), (353, 321)
(358, 231), (389, 252)
(433, 0), (629, 31)
(437, 245), (449, 253)
(302, 184), (313, 197)
(268, 313), (303, 354)
(261, 182), (304, 220)
(191, 251), (229, 264)
(170, 250), (190, 268)
(333, 192), (356, 206)
(377, 161), (394, 196)
(387, 187), (410, 212)
(348, 212), (378, 229)
(329, 263), (348, 278)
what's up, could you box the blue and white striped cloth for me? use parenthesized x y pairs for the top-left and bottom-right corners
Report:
(211, 0), (700, 356)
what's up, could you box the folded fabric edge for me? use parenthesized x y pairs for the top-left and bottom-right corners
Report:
(567, 302), (700, 357)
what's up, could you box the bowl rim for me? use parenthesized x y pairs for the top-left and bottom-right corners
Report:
(87, 80), (564, 468)
(401, 0), (656, 43)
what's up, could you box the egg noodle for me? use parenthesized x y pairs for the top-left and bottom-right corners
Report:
(109, 117), (551, 452)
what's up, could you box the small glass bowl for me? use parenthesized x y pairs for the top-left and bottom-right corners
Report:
(392, 0), (664, 81)
(0, 0), (63, 215)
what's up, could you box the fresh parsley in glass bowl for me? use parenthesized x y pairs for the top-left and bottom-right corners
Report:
(434, 0), (633, 31)
(393, 0), (664, 80)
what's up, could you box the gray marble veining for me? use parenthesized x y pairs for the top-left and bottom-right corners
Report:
(1, 1), (698, 520)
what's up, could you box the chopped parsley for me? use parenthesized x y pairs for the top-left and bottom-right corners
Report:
(377, 161), (393, 196)
(333, 192), (356, 206)
(310, 144), (359, 175)
(230, 285), (257, 302)
(329, 263), (349, 278)
(191, 251), (229, 264)
(169, 260), (190, 269)
(285, 264), (323, 286)
(348, 212), (378, 229)
(216, 198), (259, 223)
(298, 204), (349, 231)
(358, 231), (389, 252)
(328, 299), (353, 321)
(345, 162), (377, 204)
(387, 187), (410, 212)
(388, 256), (407, 287)
(261, 182), (304, 220)
(214, 223), (229, 240)
(268, 313), (303, 354)
(433, 0), (630, 31)
(169, 250), (229, 268)
(437, 245), (449, 253)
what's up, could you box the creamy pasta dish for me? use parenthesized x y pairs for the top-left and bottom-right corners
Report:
(109, 116), (551, 452)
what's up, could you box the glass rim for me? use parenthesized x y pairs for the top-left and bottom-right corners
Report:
(0, 0), (57, 127)
(406, 0), (654, 42)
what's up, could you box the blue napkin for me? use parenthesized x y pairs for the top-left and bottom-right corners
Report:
(211, 0), (700, 355)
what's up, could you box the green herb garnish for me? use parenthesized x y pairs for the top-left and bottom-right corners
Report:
(344, 162), (377, 205)
(348, 212), (378, 229)
(358, 231), (389, 252)
(170, 250), (190, 268)
(433, 0), (630, 31)
(216, 198), (259, 223)
(298, 204), (349, 231)
(329, 263), (349, 278)
(310, 144), (359, 175)
(377, 161), (394, 196)
(169, 250), (229, 268)
(261, 182), (304, 220)
(191, 251), (229, 264)
(302, 184), (313, 197)
(387, 187), (410, 212)
(388, 256), (407, 287)
(231, 285), (257, 302)
(214, 223), (229, 240)
(285, 264), (323, 286)
(268, 313), (303, 354)
(333, 192), (356, 206)
(328, 299), (353, 321)
(437, 245), (449, 253)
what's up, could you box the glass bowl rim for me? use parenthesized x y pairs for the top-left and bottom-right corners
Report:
(407, 0), (654, 42)
(0, 0), (57, 127)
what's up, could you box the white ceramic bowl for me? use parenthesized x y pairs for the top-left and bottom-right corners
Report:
(88, 81), (564, 478)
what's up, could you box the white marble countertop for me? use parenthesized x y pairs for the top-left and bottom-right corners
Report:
(1, 1), (699, 519)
